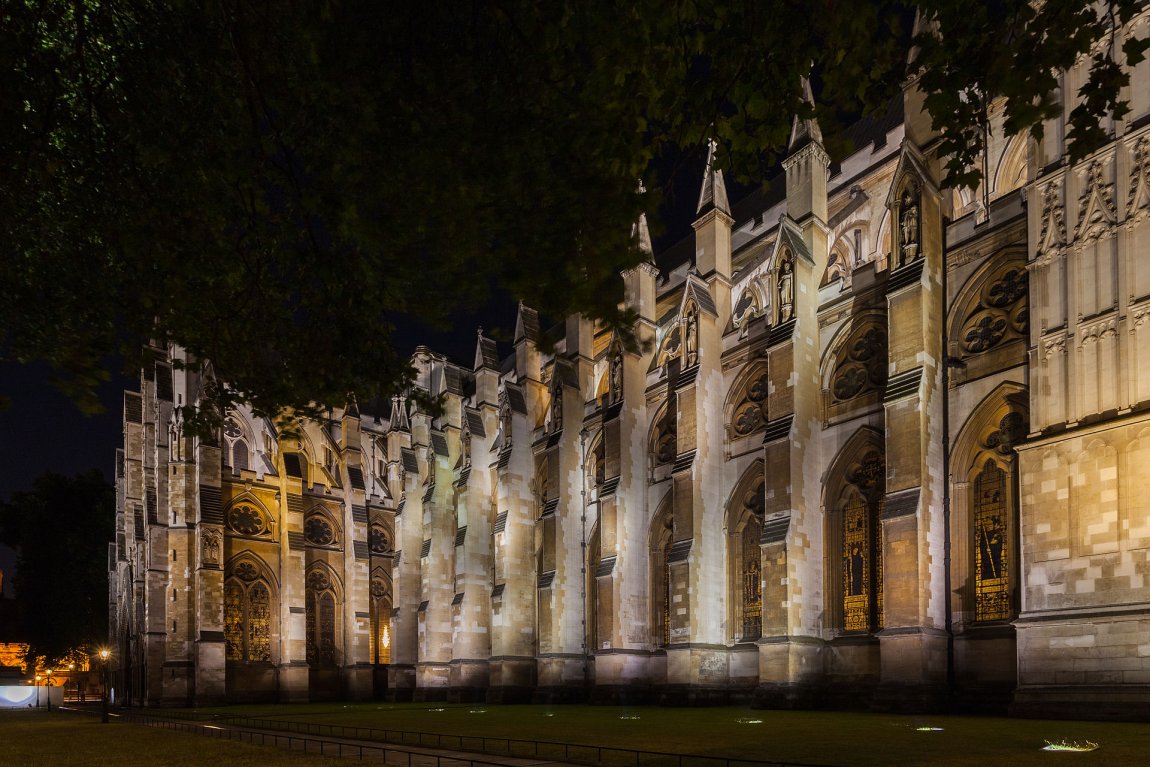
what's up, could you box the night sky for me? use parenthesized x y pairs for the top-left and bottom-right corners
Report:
(0, 157), (706, 598)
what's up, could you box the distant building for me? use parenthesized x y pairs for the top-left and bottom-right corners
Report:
(111, 9), (1150, 718)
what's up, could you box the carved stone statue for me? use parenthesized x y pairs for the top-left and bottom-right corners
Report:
(202, 529), (221, 566)
(684, 308), (698, 366)
(778, 257), (794, 322)
(609, 349), (623, 402)
(550, 385), (562, 430)
(900, 188), (920, 264)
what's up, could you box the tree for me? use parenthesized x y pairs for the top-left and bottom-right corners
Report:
(0, 471), (115, 664)
(3, 0), (1146, 421)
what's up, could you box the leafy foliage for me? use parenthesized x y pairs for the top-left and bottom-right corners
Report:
(1, 0), (1145, 419)
(0, 471), (115, 664)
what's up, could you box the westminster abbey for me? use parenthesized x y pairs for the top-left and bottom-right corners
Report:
(110, 9), (1150, 718)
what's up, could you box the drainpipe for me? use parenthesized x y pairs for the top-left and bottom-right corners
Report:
(579, 427), (590, 698)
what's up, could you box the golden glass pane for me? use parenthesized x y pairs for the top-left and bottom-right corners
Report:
(974, 460), (1010, 621)
(842, 488), (870, 632)
(224, 582), (243, 661)
(741, 525), (761, 640)
(248, 582), (271, 661)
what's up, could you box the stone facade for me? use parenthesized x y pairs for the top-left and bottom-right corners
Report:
(110, 10), (1150, 717)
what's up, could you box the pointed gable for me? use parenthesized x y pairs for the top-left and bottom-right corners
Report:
(696, 138), (731, 217)
(514, 303), (540, 344)
(788, 77), (823, 153)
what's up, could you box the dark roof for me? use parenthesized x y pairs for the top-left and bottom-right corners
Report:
(464, 408), (486, 438)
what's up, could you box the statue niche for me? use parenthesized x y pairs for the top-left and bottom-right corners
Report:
(898, 182), (921, 266)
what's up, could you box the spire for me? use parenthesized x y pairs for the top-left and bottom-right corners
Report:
(514, 302), (540, 345)
(474, 326), (499, 371)
(631, 180), (654, 261)
(696, 138), (731, 217)
(344, 392), (360, 419)
(389, 394), (410, 432)
(788, 77), (823, 152)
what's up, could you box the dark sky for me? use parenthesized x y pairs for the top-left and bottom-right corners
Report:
(0, 154), (709, 598)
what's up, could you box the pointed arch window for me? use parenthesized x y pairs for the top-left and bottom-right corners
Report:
(370, 574), (391, 664)
(974, 459), (1010, 622)
(224, 562), (272, 662)
(222, 416), (250, 472)
(306, 568), (340, 667)
(741, 523), (762, 640)
(840, 454), (884, 633)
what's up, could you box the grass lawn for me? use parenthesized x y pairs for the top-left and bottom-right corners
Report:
(182, 702), (1150, 767)
(0, 710), (343, 767)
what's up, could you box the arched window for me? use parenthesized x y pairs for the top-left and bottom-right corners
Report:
(306, 567), (340, 667)
(222, 415), (250, 472)
(837, 452), (884, 633)
(224, 561), (272, 662)
(728, 466), (764, 641)
(370, 572), (391, 665)
(973, 459), (1009, 622)
(740, 523), (762, 640)
(648, 496), (674, 648)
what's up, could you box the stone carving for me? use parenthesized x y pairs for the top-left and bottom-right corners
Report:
(304, 514), (336, 546)
(369, 523), (389, 554)
(201, 529), (221, 565)
(460, 426), (471, 467)
(550, 383), (563, 431)
(985, 412), (1027, 455)
(831, 325), (887, 403)
(306, 568), (332, 592)
(1035, 181), (1067, 258)
(499, 405), (512, 448)
(657, 324), (681, 367)
(960, 265), (1028, 355)
(234, 561), (260, 582)
(899, 185), (920, 265)
(652, 409), (677, 466)
(777, 255), (794, 322)
(1042, 336), (1067, 360)
(1075, 159), (1116, 242)
(1128, 136), (1150, 222)
(227, 502), (269, 537)
(609, 346), (623, 402)
(731, 371), (770, 436)
(684, 307), (699, 366)
(731, 287), (760, 336)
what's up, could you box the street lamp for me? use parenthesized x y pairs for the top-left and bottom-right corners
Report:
(98, 649), (110, 723)
(34, 674), (41, 708)
(44, 669), (53, 712)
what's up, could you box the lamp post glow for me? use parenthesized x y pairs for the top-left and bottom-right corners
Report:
(98, 649), (110, 723)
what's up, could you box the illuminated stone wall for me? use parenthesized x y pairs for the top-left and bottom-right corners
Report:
(110, 8), (1150, 715)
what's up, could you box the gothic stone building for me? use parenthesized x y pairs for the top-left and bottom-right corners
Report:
(110, 10), (1150, 718)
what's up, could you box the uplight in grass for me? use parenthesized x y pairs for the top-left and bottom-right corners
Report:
(1042, 739), (1099, 752)
(915, 727), (944, 732)
(735, 718), (763, 724)
(470, 709), (487, 714)
(542, 712), (555, 717)
(429, 708), (445, 712)
(619, 715), (641, 720)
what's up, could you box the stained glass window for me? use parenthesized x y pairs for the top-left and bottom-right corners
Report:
(974, 459), (1010, 621)
(741, 524), (762, 640)
(841, 455), (884, 633)
(842, 488), (871, 632)
(224, 571), (272, 662)
(224, 582), (243, 661)
(306, 569), (339, 667)
(370, 577), (391, 665)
